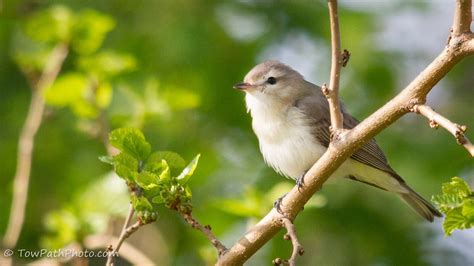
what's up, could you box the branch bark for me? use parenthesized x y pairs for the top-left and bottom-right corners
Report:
(453, 0), (472, 34)
(3, 43), (69, 250)
(273, 218), (304, 266)
(217, 1), (474, 264)
(412, 105), (474, 156)
(180, 212), (227, 257)
(324, 0), (345, 131)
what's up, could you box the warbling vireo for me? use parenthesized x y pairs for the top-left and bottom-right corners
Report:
(234, 60), (441, 222)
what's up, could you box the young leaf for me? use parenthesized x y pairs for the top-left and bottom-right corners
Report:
(152, 195), (164, 204)
(113, 153), (138, 181)
(25, 5), (74, 44)
(158, 160), (170, 182)
(147, 151), (186, 171)
(71, 9), (115, 54)
(78, 51), (136, 78)
(109, 128), (151, 160)
(131, 195), (153, 212)
(443, 208), (466, 236)
(98, 155), (114, 165)
(135, 171), (160, 191)
(176, 154), (200, 185)
(45, 72), (88, 107)
(461, 199), (474, 218)
(442, 177), (472, 199)
(433, 177), (474, 236)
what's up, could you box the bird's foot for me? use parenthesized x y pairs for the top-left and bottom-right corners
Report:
(273, 193), (288, 215)
(296, 170), (308, 191)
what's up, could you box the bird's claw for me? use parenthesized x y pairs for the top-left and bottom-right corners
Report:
(296, 170), (308, 191)
(273, 193), (287, 215)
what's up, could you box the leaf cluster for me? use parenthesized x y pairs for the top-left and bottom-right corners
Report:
(100, 128), (200, 224)
(15, 5), (136, 119)
(432, 177), (474, 235)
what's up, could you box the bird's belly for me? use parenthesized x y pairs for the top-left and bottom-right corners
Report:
(257, 122), (326, 180)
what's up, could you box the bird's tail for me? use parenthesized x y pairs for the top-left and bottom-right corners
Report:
(399, 185), (442, 222)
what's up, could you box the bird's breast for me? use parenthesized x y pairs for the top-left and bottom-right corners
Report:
(248, 99), (326, 179)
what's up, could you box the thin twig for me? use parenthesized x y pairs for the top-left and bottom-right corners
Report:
(3, 43), (69, 251)
(106, 221), (143, 266)
(121, 204), (135, 235)
(106, 205), (136, 266)
(452, 0), (472, 34)
(273, 218), (304, 266)
(412, 105), (474, 156)
(180, 212), (227, 257)
(325, 0), (345, 131)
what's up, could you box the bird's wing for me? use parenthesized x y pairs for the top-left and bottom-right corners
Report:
(295, 88), (403, 182)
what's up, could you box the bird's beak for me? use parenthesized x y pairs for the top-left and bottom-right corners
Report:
(233, 82), (255, 91)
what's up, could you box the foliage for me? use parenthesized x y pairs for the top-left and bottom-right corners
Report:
(1, 1), (473, 265)
(15, 5), (134, 120)
(432, 177), (474, 236)
(102, 128), (200, 223)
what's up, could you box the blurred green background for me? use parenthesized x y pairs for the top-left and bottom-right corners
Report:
(1, 0), (473, 265)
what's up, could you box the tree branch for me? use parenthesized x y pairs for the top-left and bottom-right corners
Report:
(217, 1), (474, 264)
(180, 212), (227, 257)
(324, 0), (345, 131)
(412, 105), (474, 156)
(273, 218), (304, 266)
(106, 220), (143, 266)
(106, 204), (138, 266)
(3, 43), (69, 251)
(453, 0), (472, 34)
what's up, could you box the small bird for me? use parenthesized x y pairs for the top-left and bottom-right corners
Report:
(234, 60), (442, 222)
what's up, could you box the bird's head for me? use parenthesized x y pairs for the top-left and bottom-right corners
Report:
(234, 60), (309, 105)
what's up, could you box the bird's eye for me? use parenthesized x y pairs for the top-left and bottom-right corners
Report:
(267, 77), (277, 85)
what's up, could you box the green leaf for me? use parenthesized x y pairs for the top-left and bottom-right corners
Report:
(71, 10), (115, 54)
(113, 153), (138, 181)
(146, 151), (186, 171)
(152, 195), (164, 204)
(12, 33), (52, 73)
(98, 155), (114, 165)
(158, 160), (170, 182)
(461, 199), (474, 218)
(78, 51), (136, 78)
(131, 195), (153, 212)
(45, 73), (88, 107)
(443, 207), (467, 236)
(96, 82), (113, 109)
(44, 72), (101, 118)
(433, 177), (474, 236)
(109, 128), (151, 160)
(176, 154), (200, 185)
(25, 5), (74, 44)
(442, 177), (472, 198)
(135, 171), (160, 191)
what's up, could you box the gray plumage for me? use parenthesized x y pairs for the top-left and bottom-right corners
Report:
(235, 60), (442, 222)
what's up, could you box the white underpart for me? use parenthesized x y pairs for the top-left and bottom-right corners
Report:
(246, 93), (407, 193)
